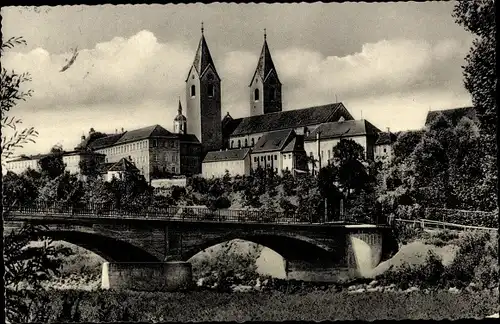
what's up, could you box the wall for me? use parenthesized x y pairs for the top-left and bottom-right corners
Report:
(202, 159), (248, 178)
(151, 178), (187, 188)
(251, 151), (281, 174)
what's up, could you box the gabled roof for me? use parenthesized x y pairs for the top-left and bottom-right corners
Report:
(375, 132), (398, 145)
(106, 158), (140, 173)
(252, 129), (294, 153)
(249, 38), (281, 86)
(222, 113), (241, 138)
(114, 125), (173, 145)
(425, 106), (476, 126)
(304, 119), (381, 141)
(228, 102), (353, 137)
(88, 133), (124, 150)
(203, 148), (251, 163)
(186, 33), (219, 81)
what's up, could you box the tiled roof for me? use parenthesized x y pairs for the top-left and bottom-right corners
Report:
(425, 106), (476, 126)
(106, 158), (140, 172)
(304, 119), (381, 141)
(375, 132), (398, 145)
(187, 33), (219, 80)
(249, 39), (280, 85)
(203, 148), (251, 163)
(7, 153), (48, 162)
(252, 129), (294, 153)
(114, 125), (173, 145)
(229, 102), (353, 136)
(88, 133), (124, 150)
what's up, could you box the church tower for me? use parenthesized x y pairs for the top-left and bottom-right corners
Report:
(174, 98), (187, 134)
(185, 23), (222, 154)
(249, 29), (282, 116)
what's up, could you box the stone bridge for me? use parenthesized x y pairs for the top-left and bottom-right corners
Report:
(4, 209), (398, 288)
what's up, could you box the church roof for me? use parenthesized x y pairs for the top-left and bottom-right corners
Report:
(252, 129), (294, 153)
(250, 38), (280, 85)
(115, 125), (173, 145)
(203, 148), (251, 163)
(282, 135), (305, 153)
(425, 106), (476, 126)
(304, 119), (381, 141)
(228, 102), (353, 136)
(187, 32), (219, 80)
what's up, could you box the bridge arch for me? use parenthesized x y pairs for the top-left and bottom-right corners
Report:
(39, 230), (161, 263)
(181, 233), (339, 264)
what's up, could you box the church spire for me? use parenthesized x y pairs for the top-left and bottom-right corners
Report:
(250, 29), (280, 86)
(178, 96), (183, 115)
(186, 22), (219, 81)
(249, 29), (282, 116)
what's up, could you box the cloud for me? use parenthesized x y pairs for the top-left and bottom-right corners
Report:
(1, 30), (472, 155)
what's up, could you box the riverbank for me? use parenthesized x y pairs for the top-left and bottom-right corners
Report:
(21, 288), (500, 322)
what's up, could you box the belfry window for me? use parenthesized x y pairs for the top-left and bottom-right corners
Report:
(191, 85), (196, 97)
(207, 84), (214, 98)
(254, 89), (260, 101)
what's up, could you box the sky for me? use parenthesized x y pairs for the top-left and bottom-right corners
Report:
(1, 2), (475, 156)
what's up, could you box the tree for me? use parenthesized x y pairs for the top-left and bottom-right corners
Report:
(2, 171), (39, 207)
(4, 224), (73, 323)
(453, 0), (496, 140)
(392, 130), (424, 163)
(78, 152), (102, 179)
(331, 139), (370, 200)
(1, 37), (38, 164)
(38, 145), (66, 179)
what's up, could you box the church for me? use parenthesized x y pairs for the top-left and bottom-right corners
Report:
(183, 25), (394, 178)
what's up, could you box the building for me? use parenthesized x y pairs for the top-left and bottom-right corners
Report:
(185, 26), (392, 178)
(100, 157), (141, 182)
(4, 151), (105, 176)
(77, 123), (201, 182)
(303, 119), (382, 171)
(250, 129), (307, 176)
(202, 148), (251, 178)
(185, 24), (222, 154)
(374, 130), (398, 162)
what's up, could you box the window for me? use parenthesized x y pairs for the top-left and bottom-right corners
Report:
(254, 157), (258, 162)
(172, 166), (176, 173)
(191, 85), (196, 97)
(153, 140), (157, 148)
(254, 89), (260, 101)
(238, 140), (241, 148)
(274, 155), (277, 160)
(321, 151), (324, 158)
(284, 155), (287, 160)
(207, 84), (214, 97)
(328, 150), (331, 159)
(251, 138), (255, 146)
(261, 156), (264, 162)
(383, 148), (387, 153)
(245, 138), (248, 147)
(310, 152), (313, 157)
(273, 88), (278, 100)
(268, 155), (271, 161)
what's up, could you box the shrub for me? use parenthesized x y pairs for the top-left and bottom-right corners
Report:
(392, 221), (424, 246)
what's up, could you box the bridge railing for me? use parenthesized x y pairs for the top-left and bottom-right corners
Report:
(4, 202), (389, 225)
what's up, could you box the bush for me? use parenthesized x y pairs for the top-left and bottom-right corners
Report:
(393, 221), (424, 246)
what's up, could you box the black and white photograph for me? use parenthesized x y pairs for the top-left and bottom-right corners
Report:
(1, 1), (498, 322)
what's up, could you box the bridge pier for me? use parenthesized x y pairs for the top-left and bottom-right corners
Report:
(346, 231), (384, 278)
(101, 261), (193, 292)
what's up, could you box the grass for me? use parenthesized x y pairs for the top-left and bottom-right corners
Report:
(22, 289), (499, 322)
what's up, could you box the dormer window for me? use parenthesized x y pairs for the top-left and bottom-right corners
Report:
(338, 116), (345, 122)
(191, 85), (196, 97)
(254, 89), (260, 101)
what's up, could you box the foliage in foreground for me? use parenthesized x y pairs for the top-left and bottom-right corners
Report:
(377, 230), (499, 290)
(14, 288), (500, 322)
